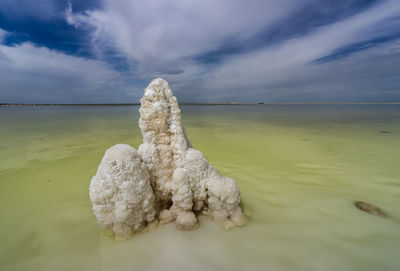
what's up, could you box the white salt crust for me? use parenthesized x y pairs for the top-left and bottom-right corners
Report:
(89, 78), (245, 237)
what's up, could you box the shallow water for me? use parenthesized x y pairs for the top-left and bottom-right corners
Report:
(0, 105), (399, 271)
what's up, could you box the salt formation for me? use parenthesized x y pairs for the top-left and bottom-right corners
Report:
(89, 78), (245, 237)
(89, 144), (156, 237)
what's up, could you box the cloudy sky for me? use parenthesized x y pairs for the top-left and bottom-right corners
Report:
(0, 0), (399, 103)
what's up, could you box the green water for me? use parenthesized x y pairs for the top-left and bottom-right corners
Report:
(0, 105), (399, 271)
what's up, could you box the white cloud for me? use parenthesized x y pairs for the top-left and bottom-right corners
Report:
(197, 0), (400, 90)
(64, 0), (400, 102)
(65, 3), (80, 28)
(67, 0), (316, 73)
(0, 0), (399, 103)
(0, 42), (142, 103)
(0, 28), (7, 42)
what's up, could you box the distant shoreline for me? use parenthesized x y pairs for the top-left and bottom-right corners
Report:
(1, 102), (400, 107)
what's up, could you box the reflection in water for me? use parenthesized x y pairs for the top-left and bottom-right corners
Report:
(0, 105), (400, 271)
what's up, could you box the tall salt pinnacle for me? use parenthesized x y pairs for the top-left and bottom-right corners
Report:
(89, 78), (245, 239)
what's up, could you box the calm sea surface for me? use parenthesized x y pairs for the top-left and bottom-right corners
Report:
(0, 105), (399, 271)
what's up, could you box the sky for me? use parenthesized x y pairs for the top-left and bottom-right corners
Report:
(0, 0), (399, 103)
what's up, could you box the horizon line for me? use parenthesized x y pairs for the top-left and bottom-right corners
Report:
(1, 102), (400, 107)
